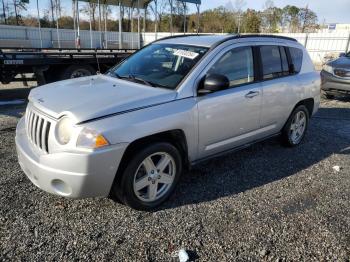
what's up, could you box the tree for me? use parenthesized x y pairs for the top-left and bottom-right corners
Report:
(243, 9), (261, 33)
(0, 0), (320, 34)
(148, 0), (172, 32)
(282, 5), (300, 32)
(299, 6), (317, 33)
(82, 1), (98, 30)
(234, 0), (246, 33)
(48, 0), (55, 27)
(58, 16), (74, 29)
(199, 7), (237, 33)
(12, 0), (28, 25)
(1, 0), (7, 24)
(260, 0), (283, 33)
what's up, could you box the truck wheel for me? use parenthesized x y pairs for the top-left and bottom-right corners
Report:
(323, 92), (335, 99)
(281, 105), (309, 147)
(60, 65), (96, 80)
(112, 142), (183, 211)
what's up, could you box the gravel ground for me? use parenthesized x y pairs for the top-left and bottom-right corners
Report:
(1, 98), (350, 261)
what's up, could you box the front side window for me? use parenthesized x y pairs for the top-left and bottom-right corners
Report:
(109, 44), (208, 89)
(207, 46), (254, 87)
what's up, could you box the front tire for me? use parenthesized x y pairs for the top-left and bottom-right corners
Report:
(281, 105), (309, 147)
(112, 142), (183, 211)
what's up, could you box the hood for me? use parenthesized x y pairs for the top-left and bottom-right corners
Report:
(328, 56), (350, 69)
(29, 74), (177, 123)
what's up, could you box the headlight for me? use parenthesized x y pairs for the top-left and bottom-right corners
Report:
(55, 117), (74, 145)
(76, 128), (110, 149)
(323, 64), (334, 75)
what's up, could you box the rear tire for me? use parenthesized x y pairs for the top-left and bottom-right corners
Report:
(281, 105), (309, 147)
(111, 142), (183, 211)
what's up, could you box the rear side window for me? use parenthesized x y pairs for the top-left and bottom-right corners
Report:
(280, 47), (289, 75)
(208, 46), (254, 87)
(260, 46), (284, 80)
(289, 47), (303, 73)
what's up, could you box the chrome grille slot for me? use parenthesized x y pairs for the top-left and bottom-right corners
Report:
(25, 106), (52, 153)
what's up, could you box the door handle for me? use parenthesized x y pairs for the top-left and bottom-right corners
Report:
(245, 91), (260, 98)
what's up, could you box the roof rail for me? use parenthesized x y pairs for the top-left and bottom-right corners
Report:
(208, 34), (298, 50)
(154, 33), (297, 46)
(237, 34), (298, 42)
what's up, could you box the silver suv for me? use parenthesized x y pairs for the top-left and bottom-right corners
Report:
(16, 35), (320, 210)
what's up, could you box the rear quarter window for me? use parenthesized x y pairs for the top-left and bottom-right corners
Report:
(289, 47), (303, 73)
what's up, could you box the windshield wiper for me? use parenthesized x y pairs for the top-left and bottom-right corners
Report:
(113, 72), (128, 80)
(128, 75), (156, 87)
(113, 72), (166, 88)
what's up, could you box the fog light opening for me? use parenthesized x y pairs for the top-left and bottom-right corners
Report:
(51, 179), (72, 196)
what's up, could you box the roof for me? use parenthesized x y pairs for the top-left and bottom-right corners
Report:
(156, 34), (298, 48)
(157, 35), (233, 48)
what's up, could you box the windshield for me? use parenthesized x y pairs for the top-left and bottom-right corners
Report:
(108, 43), (208, 89)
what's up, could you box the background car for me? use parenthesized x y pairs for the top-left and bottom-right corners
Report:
(321, 52), (350, 99)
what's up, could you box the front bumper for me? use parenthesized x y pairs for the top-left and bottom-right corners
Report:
(15, 117), (128, 198)
(321, 70), (350, 94)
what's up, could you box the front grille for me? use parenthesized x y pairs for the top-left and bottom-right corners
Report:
(25, 106), (51, 153)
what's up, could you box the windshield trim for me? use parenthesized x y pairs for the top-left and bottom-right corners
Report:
(106, 43), (209, 90)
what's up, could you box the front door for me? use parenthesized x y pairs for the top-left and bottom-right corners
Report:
(197, 46), (262, 158)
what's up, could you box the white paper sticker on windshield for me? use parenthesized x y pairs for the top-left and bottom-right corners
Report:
(174, 49), (199, 59)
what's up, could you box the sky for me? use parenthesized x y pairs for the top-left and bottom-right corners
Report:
(23, 0), (350, 24)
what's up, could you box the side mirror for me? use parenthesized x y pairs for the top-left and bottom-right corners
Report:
(199, 74), (230, 94)
(339, 52), (346, 57)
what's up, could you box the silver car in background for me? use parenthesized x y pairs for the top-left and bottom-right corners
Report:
(16, 35), (320, 210)
(321, 51), (350, 98)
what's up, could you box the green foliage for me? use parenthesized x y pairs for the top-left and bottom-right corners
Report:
(242, 9), (261, 33)
(198, 7), (238, 33)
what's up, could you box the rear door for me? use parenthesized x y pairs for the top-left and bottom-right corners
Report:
(259, 45), (299, 133)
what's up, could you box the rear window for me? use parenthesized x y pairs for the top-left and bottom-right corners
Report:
(260, 46), (285, 80)
(289, 47), (303, 73)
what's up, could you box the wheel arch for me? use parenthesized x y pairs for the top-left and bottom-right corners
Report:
(110, 129), (189, 198)
(282, 97), (314, 132)
(294, 98), (314, 117)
